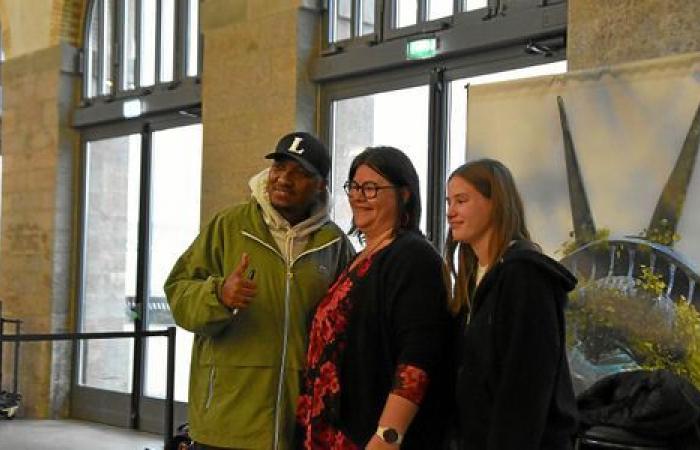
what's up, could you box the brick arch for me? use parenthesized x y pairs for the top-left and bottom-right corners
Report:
(50, 0), (88, 48)
(0, 3), (10, 55)
(0, 0), (86, 58)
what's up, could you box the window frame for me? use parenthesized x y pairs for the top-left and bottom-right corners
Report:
(317, 0), (566, 82)
(73, 112), (200, 431)
(319, 43), (566, 249)
(323, 0), (382, 55)
(75, 0), (204, 431)
(79, 0), (202, 127)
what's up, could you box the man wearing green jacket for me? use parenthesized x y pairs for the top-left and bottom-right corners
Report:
(165, 132), (354, 450)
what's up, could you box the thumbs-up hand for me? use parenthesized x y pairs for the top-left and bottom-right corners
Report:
(219, 253), (257, 311)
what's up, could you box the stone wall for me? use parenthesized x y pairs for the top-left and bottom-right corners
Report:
(568, 0), (700, 71)
(0, 43), (79, 417)
(199, 0), (320, 222)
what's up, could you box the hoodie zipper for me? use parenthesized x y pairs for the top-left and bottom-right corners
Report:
(241, 230), (340, 450)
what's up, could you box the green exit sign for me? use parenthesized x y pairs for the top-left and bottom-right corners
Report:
(406, 38), (438, 60)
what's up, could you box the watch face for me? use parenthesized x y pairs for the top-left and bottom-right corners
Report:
(382, 428), (400, 443)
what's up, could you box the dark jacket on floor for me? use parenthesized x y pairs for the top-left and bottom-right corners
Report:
(578, 369), (700, 449)
(456, 242), (578, 450)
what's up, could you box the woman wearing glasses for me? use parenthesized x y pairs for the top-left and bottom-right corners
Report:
(296, 146), (454, 449)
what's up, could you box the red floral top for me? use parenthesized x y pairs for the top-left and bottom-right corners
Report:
(297, 254), (429, 449)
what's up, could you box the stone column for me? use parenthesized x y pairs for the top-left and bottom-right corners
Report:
(0, 43), (79, 418)
(568, 0), (700, 70)
(199, 0), (321, 221)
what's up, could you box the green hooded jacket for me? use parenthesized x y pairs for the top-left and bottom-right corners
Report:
(165, 173), (354, 449)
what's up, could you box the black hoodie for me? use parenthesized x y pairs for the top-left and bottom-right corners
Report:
(456, 242), (578, 450)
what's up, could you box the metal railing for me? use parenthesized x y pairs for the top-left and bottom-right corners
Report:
(0, 313), (176, 449)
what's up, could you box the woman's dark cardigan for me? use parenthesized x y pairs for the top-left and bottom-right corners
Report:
(339, 231), (455, 449)
(456, 242), (578, 450)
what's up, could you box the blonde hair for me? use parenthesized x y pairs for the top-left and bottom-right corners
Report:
(445, 159), (534, 315)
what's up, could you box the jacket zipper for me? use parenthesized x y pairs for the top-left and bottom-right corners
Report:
(205, 366), (215, 410)
(241, 230), (340, 450)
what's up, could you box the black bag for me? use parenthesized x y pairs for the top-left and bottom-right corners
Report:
(166, 423), (192, 450)
(0, 391), (21, 419)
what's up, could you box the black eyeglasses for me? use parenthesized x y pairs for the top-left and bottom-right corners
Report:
(343, 180), (399, 199)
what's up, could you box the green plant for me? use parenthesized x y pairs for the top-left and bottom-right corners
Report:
(567, 270), (700, 388)
(557, 227), (610, 257)
(639, 218), (680, 246)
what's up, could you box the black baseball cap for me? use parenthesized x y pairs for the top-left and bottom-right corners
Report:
(265, 132), (331, 179)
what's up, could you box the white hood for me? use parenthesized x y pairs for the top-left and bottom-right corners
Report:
(248, 169), (331, 262)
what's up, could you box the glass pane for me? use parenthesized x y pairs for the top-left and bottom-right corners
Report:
(333, 0), (352, 42)
(395, 0), (417, 28)
(140, 0), (157, 87)
(428, 0), (453, 20)
(101, 0), (114, 95)
(360, 0), (375, 36)
(160, 0), (175, 82)
(86, 2), (99, 98)
(187, 0), (200, 77)
(331, 85), (430, 248)
(79, 134), (142, 393)
(462, 0), (488, 11)
(448, 61), (568, 175)
(144, 124), (203, 402)
(122, 0), (137, 90)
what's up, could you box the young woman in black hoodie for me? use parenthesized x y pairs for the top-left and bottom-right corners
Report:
(445, 159), (578, 450)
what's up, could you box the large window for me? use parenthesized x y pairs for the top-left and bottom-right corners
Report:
(80, 134), (141, 393)
(321, 0), (568, 249)
(324, 61), (568, 249)
(84, 0), (200, 101)
(331, 85), (430, 246)
(325, 0), (557, 45)
(76, 121), (201, 428)
(75, 0), (203, 431)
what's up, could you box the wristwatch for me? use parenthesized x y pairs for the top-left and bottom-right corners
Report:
(376, 426), (403, 445)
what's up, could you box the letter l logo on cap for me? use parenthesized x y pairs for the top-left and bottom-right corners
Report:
(288, 137), (305, 154)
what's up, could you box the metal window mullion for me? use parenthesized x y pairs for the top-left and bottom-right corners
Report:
(155, 0), (163, 84)
(427, 67), (448, 250)
(389, 0), (397, 28)
(326, 0), (333, 43)
(74, 138), (91, 390)
(175, 0), (188, 81)
(135, 0), (142, 88)
(197, 0), (203, 77)
(351, 0), (359, 38)
(83, 1), (97, 99)
(109, 0), (119, 96)
(418, 0), (427, 23)
(131, 124), (153, 430)
(324, 0), (333, 44)
(97, 0), (105, 96)
(374, 0), (383, 42)
(115, 0), (126, 93)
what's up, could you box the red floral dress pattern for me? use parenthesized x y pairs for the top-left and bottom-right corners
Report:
(297, 256), (374, 449)
(391, 364), (429, 405)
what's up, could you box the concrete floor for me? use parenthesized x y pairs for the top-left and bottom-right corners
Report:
(0, 419), (163, 450)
